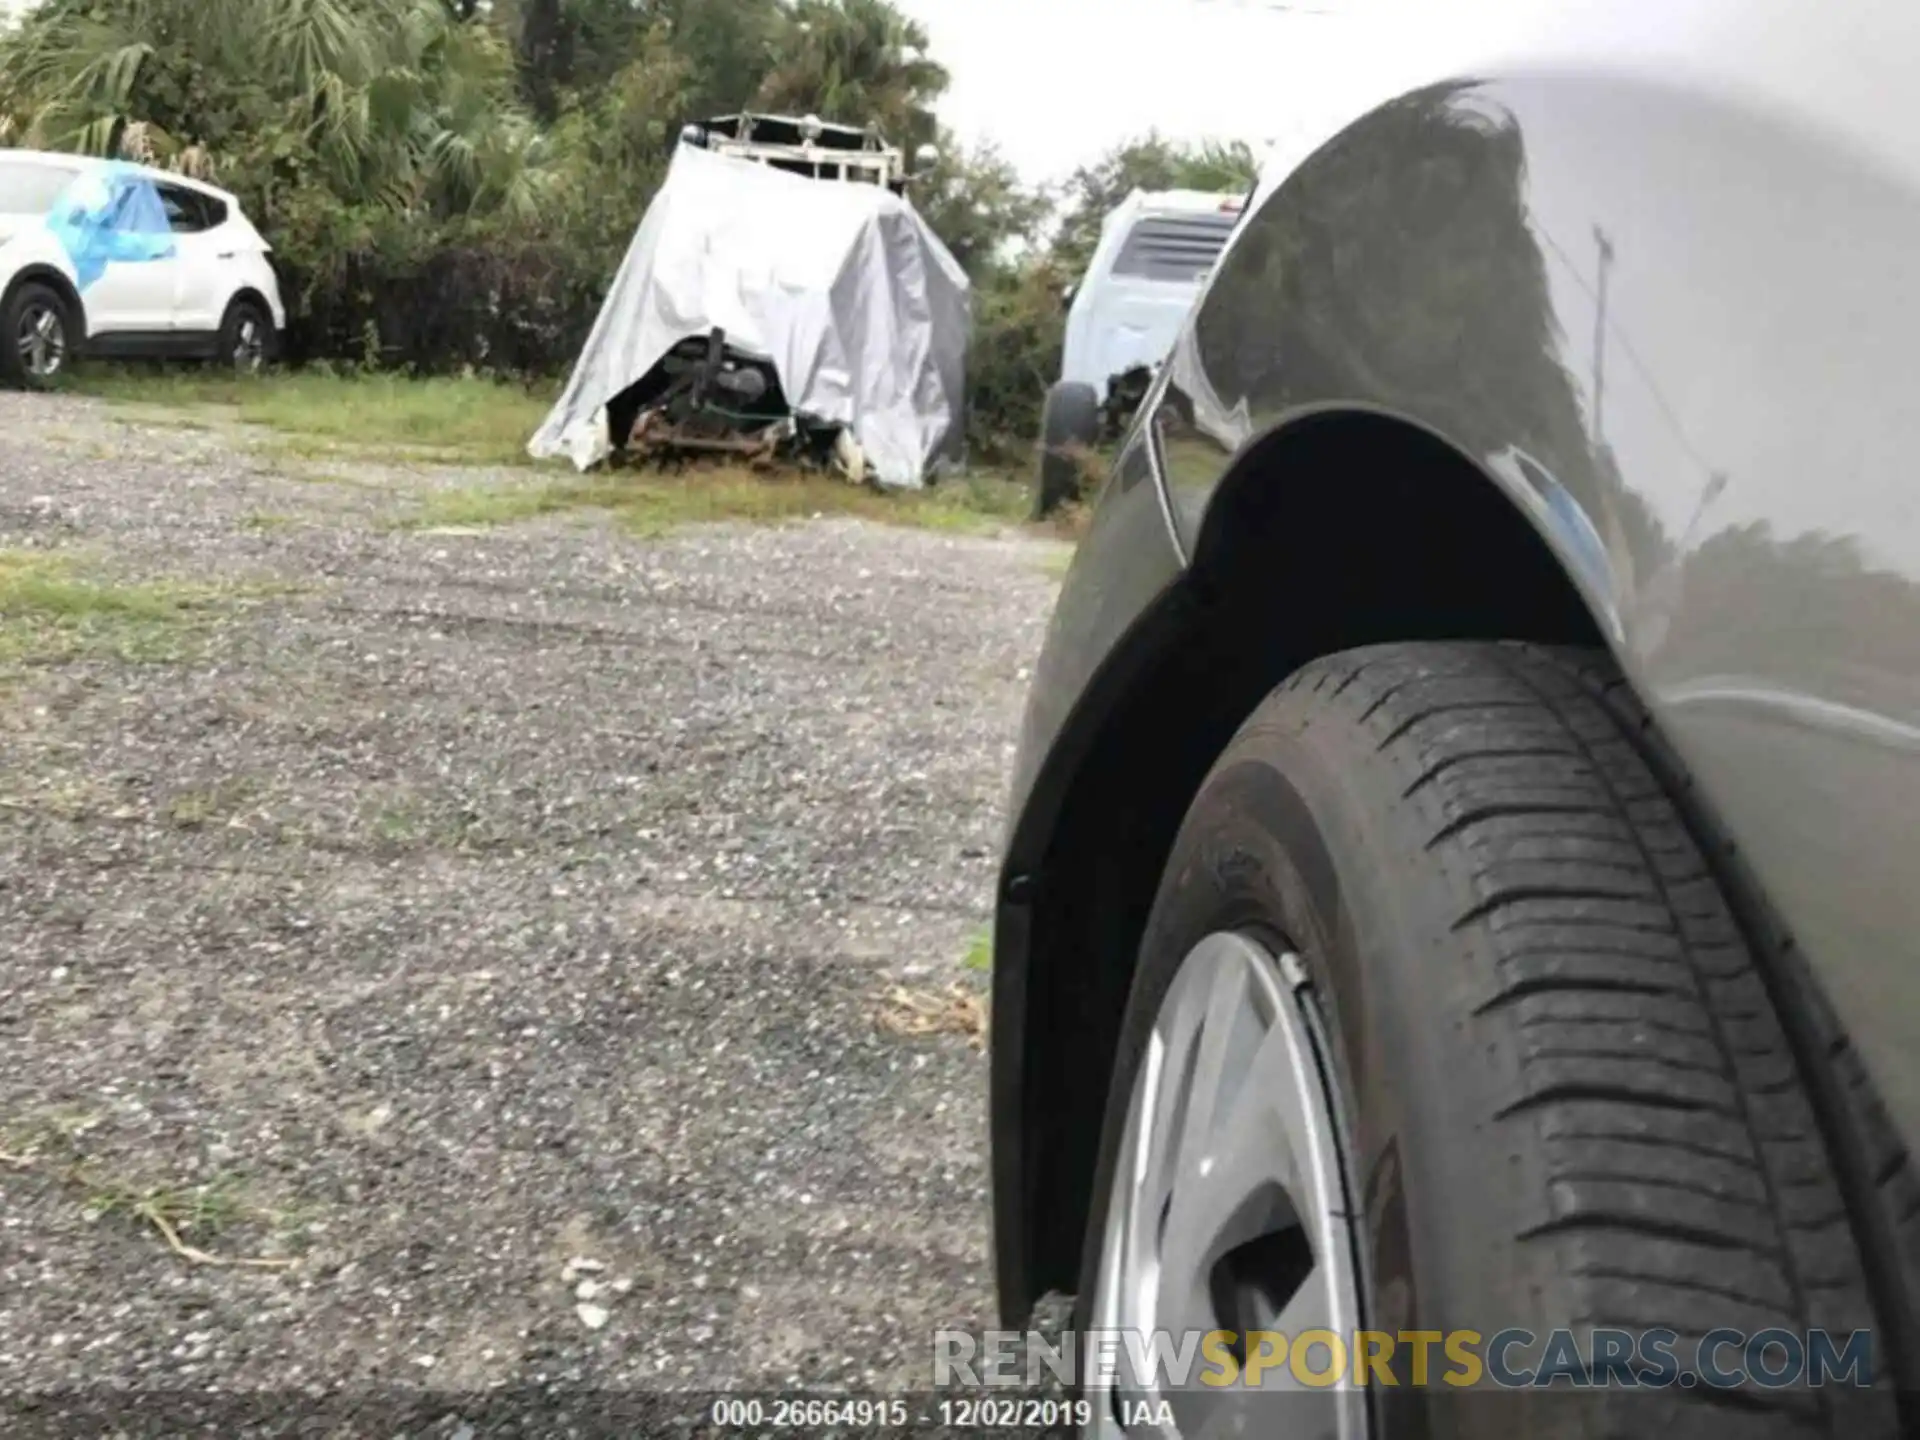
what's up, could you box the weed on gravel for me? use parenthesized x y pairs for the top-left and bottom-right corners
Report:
(963, 927), (993, 973)
(1, 1119), (302, 1271)
(0, 550), (225, 667)
(163, 776), (263, 831)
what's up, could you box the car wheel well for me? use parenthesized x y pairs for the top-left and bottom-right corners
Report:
(1000, 410), (1606, 1318)
(4, 268), (84, 335)
(223, 289), (273, 321)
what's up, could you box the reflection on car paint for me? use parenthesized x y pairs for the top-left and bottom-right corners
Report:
(1146, 72), (1920, 1155)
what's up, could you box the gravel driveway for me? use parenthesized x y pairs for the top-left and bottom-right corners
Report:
(0, 394), (1061, 1425)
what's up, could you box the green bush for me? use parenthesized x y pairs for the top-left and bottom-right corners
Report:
(259, 199), (609, 376)
(966, 260), (1070, 461)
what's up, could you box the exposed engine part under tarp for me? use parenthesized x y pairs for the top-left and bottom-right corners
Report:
(529, 144), (970, 488)
(47, 163), (176, 291)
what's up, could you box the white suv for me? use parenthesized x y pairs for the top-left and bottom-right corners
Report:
(0, 149), (285, 388)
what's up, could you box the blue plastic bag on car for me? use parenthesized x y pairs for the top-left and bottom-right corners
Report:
(43, 163), (176, 292)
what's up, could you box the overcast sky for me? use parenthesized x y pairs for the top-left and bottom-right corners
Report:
(892, 0), (1546, 184)
(0, 0), (1552, 184)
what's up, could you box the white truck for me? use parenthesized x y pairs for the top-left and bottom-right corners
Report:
(1034, 187), (1248, 516)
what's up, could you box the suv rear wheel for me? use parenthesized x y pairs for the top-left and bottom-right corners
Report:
(216, 296), (275, 374)
(1078, 640), (1899, 1438)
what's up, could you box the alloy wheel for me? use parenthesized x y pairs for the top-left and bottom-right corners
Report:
(17, 299), (66, 379)
(1086, 932), (1369, 1439)
(232, 314), (265, 373)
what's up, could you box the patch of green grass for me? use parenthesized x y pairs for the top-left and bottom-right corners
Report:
(75, 369), (557, 468)
(76, 370), (1058, 537)
(372, 806), (423, 844)
(241, 511), (298, 531)
(0, 551), (224, 666)
(75, 370), (1057, 538)
(403, 480), (590, 530)
(364, 791), (435, 849)
(963, 927), (993, 974)
(354, 790), (499, 854)
(276, 465), (380, 490)
(258, 432), (475, 467)
(399, 464), (1033, 539)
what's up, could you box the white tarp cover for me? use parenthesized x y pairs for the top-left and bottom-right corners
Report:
(529, 144), (971, 487)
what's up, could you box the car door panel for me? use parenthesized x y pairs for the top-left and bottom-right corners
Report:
(160, 184), (232, 335)
(54, 170), (181, 335)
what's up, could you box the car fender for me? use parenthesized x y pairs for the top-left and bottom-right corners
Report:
(998, 1), (1920, 1327)
(1156, 45), (1920, 1234)
(1, 233), (87, 334)
(225, 261), (287, 332)
(220, 214), (287, 330)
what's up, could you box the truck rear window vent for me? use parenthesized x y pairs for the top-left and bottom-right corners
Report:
(1111, 214), (1239, 283)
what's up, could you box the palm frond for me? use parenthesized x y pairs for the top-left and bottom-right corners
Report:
(74, 112), (124, 156)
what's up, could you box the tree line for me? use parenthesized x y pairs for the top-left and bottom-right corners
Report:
(0, 0), (1258, 453)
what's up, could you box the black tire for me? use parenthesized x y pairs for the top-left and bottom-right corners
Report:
(1079, 640), (1899, 1437)
(215, 295), (276, 374)
(1033, 380), (1100, 520)
(1, 280), (75, 390)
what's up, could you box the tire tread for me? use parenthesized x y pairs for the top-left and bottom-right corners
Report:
(1245, 641), (1896, 1435)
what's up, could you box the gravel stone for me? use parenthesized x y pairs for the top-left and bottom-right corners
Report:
(0, 393), (1065, 1396)
(575, 1304), (610, 1332)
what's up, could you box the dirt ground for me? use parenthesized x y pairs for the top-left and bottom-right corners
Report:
(0, 393), (1063, 1419)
